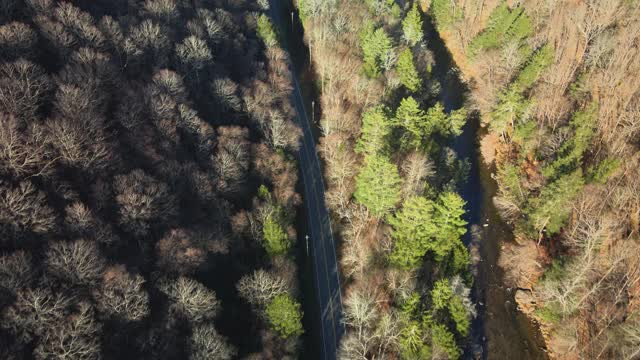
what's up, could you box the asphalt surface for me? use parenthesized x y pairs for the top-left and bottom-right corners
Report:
(267, 2), (344, 359)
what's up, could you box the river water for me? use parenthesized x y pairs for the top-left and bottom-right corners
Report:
(423, 16), (549, 360)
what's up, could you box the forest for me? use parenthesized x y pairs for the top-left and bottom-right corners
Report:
(426, 0), (640, 358)
(0, 0), (306, 359)
(296, 0), (477, 358)
(295, 0), (640, 359)
(2, 0), (638, 359)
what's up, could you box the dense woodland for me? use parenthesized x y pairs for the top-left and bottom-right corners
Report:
(425, 0), (640, 359)
(0, 0), (306, 359)
(297, 0), (477, 358)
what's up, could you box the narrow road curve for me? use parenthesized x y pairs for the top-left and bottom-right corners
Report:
(268, 2), (344, 359)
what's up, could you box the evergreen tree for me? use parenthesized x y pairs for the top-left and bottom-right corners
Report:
(389, 193), (467, 269)
(542, 104), (597, 180)
(402, 3), (423, 46)
(490, 88), (531, 135)
(468, 2), (532, 56)
(356, 105), (392, 155)
(395, 96), (427, 148)
(430, 0), (461, 31)
(257, 14), (278, 47)
(431, 324), (461, 359)
(447, 107), (467, 137)
(511, 44), (554, 92)
(360, 22), (393, 77)
(389, 196), (437, 269)
(426, 103), (447, 134)
(431, 279), (470, 336)
(354, 155), (402, 217)
(265, 294), (304, 338)
(432, 192), (467, 260)
(397, 48), (422, 92)
(529, 169), (584, 235)
(263, 213), (290, 256)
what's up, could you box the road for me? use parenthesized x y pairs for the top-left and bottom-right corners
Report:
(267, 1), (344, 359)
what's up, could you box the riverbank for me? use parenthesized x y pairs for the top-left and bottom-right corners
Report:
(423, 13), (549, 360)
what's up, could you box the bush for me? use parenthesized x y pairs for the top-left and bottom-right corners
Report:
(265, 294), (303, 338)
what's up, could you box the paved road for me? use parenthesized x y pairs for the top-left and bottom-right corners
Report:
(268, 2), (344, 359)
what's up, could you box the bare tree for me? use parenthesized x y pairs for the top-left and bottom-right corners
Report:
(213, 126), (250, 195)
(2, 287), (71, 341)
(45, 239), (106, 287)
(0, 250), (33, 292)
(189, 324), (236, 360)
(64, 202), (95, 235)
(47, 115), (113, 173)
(142, 0), (179, 25)
(237, 269), (288, 307)
(156, 229), (207, 275)
(52, 2), (105, 50)
(0, 22), (38, 60)
(400, 151), (434, 200)
(150, 69), (188, 103)
(211, 78), (242, 112)
(0, 60), (51, 119)
(0, 114), (57, 178)
(33, 302), (101, 360)
(158, 276), (219, 323)
(113, 169), (177, 236)
(176, 36), (213, 76)
(94, 265), (149, 322)
(341, 286), (380, 358)
(187, 9), (223, 45)
(124, 20), (171, 68)
(0, 180), (57, 241)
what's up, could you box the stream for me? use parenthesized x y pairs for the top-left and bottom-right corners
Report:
(424, 16), (549, 360)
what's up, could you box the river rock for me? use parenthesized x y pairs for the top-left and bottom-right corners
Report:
(514, 288), (536, 314)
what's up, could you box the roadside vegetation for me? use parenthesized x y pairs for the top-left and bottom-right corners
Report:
(0, 0), (304, 358)
(296, 0), (476, 358)
(427, 0), (640, 358)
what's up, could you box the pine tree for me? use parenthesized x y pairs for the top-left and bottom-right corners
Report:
(431, 324), (461, 359)
(395, 96), (427, 148)
(468, 2), (532, 57)
(529, 169), (584, 234)
(356, 105), (391, 155)
(360, 22), (393, 77)
(402, 3), (423, 46)
(431, 279), (471, 336)
(542, 103), (597, 180)
(511, 44), (554, 92)
(354, 155), (402, 217)
(447, 107), (467, 137)
(263, 213), (290, 256)
(432, 192), (467, 260)
(396, 48), (422, 92)
(389, 196), (437, 269)
(389, 193), (468, 269)
(490, 88), (531, 135)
